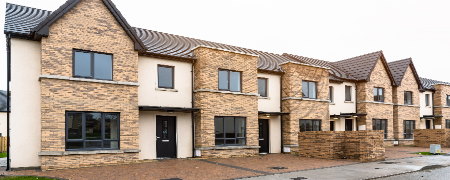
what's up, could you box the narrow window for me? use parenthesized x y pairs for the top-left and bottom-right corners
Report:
(372, 119), (387, 139)
(447, 95), (450, 106)
(345, 86), (352, 101)
(373, 87), (384, 102)
(300, 119), (321, 132)
(425, 94), (430, 106)
(73, 50), (112, 80)
(329, 86), (334, 103)
(404, 91), (413, 105)
(157, 65), (174, 89)
(446, 120), (450, 129)
(218, 70), (241, 92)
(66, 112), (119, 150)
(258, 78), (268, 97)
(302, 81), (317, 99)
(214, 117), (246, 146)
(403, 120), (415, 139)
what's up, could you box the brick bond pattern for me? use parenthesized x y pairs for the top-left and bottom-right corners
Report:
(297, 130), (385, 162)
(433, 84), (450, 127)
(392, 66), (420, 141)
(193, 47), (259, 157)
(39, 0), (139, 170)
(414, 129), (450, 148)
(280, 63), (330, 147)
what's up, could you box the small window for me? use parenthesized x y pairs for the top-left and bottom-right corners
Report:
(302, 81), (317, 99)
(66, 112), (119, 150)
(373, 87), (384, 102)
(404, 91), (413, 105)
(329, 86), (334, 103)
(425, 94), (430, 106)
(373, 119), (387, 139)
(345, 86), (352, 101)
(300, 119), (321, 132)
(73, 50), (112, 80)
(214, 117), (246, 146)
(158, 65), (174, 89)
(447, 95), (450, 106)
(218, 69), (241, 92)
(446, 120), (450, 129)
(258, 78), (268, 97)
(404, 120), (415, 139)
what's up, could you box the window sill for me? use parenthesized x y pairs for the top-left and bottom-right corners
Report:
(344, 101), (354, 103)
(194, 89), (259, 96)
(258, 96), (270, 100)
(38, 149), (140, 156)
(195, 146), (260, 150)
(329, 103), (335, 105)
(155, 88), (178, 92)
(39, 75), (139, 86)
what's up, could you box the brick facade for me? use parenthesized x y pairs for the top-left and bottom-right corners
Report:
(280, 63), (330, 148)
(433, 84), (450, 127)
(39, 0), (139, 170)
(414, 129), (450, 147)
(192, 47), (259, 157)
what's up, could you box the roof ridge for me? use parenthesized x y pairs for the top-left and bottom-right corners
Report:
(335, 50), (383, 63)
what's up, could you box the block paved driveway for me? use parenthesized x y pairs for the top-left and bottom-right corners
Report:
(1, 146), (448, 180)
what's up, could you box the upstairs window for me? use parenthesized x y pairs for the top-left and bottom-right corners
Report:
(447, 95), (450, 106)
(158, 65), (174, 89)
(258, 78), (268, 97)
(73, 50), (112, 80)
(302, 81), (317, 99)
(218, 69), (241, 92)
(373, 87), (384, 102)
(329, 86), (334, 103)
(404, 91), (413, 105)
(425, 94), (430, 106)
(300, 119), (321, 132)
(345, 86), (352, 101)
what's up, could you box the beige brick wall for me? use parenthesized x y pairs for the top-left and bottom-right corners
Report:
(392, 66), (420, 139)
(39, 0), (139, 170)
(414, 129), (450, 147)
(356, 59), (394, 139)
(280, 63), (329, 146)
(193, 47), (259, 157)
(433, 84), (450, 127)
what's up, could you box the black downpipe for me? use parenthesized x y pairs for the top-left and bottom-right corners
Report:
(191, 63), (195, 157)
(355, 83), (358, 130)
(280, 74), (284, 153)
(6, 34), (11, 171)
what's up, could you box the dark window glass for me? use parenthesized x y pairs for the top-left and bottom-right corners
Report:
(302, 81), (317, 99)
(329, 86), (333, 103)
(158, 65), (174, 89)
(258, 78), (268, 97)
(425, 94), (430, 106)
(446, 120), (450, 129)
(404, 91), (413, 105)
(218, 70), (241, 92)
(345, 86), (352, 101)
(73, 50), (113, 80)
(300, 120), (321, 132)
(374, 87), (384, 102)
(403, 120), (415, 139)
(214, 117), (246, 146)
(66, 112), (120, 150)
(373, 119), (387, 139)
(447, 95), (450, 106)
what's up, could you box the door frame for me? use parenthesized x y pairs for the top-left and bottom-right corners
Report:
(258, 119), (270, 154)
(156, 115), (177, 158)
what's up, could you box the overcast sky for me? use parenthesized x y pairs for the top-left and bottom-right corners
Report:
(1, 0), (450, 90)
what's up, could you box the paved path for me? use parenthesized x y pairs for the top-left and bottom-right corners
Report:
(379, 166), (450, 180)
(241, 155), (450, 180)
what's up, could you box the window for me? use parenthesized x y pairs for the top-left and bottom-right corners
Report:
(329, 86), (334, 103)
(404, 91), (413, 105)
(218, 69), (241, 92)
(345, 86), (352, 101)
(373, 87), (384, 102)
(258, 78), (268, 97)
(158, 65), (174, 89)
(300, 119), (321, 132)
(447, 95), (450, 106)
(446, 120), (450, 129)
(302, 81), (317, 99)
(66, 112), (119, 150)
(373, 119), (387, 139)
(425, 94), (430, 106)
(404, 120), (415, 139)
(73, 50), (112, 80)
(214, 117), (246, 146)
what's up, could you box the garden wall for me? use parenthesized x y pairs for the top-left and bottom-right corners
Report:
(414, 129), (450, 148)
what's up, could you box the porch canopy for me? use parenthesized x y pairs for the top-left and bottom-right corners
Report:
(139, 106), (200, 113)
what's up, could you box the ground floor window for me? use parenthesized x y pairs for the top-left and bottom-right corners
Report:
(446, 120), (450, 129)
(214, 117), (246, 146)
(66, 112), (120, 150)
(372, 119), (387, 139)
(300, 119), (321, 132)
(403, 120), (415, 139)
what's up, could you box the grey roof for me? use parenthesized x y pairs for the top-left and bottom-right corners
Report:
(332, 51), (384, 81)
(420, 77), (450, 90)
(0, 90), (7, 112)
(4, 3), (52, 36)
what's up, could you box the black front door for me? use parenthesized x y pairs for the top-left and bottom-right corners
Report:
(156, 116), (176, 158)
(426, 120), (431, 129)
(258, 119), (269, 153)
(345, 119), (353, 131)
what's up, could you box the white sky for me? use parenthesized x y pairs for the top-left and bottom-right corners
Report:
(1, 0), (450, 90)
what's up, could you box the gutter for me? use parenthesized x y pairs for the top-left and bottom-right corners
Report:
(6, 34), (11, 171)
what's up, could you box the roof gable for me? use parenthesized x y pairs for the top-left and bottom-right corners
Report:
(388, 58), (422, 89)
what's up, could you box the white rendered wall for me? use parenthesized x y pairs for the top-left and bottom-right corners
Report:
(420, 91), (433, 116)
(257, 73), (281, 112)
(329, 82), (356, 115)
(332, 117), (357, 131)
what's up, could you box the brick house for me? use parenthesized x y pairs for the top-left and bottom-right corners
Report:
(3, 0), (450, 170)
(420, 78), (450, 129)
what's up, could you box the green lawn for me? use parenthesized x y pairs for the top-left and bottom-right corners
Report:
(0, 153), (6, 158)
(416, 152), (445, 155)
(0, 176), (57, 180)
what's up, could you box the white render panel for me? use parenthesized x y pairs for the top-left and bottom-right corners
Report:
(331, 117), (357, 131)
(420, 91), (433, 116)
(138, 56), (192, 108)
(269, 116), (281, 153)
(258, 73), (281, 112)
(329, 82), (356, 115)
(10, 39), (41, 168)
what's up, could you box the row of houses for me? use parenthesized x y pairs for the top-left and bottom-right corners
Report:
(3, 0), (450, 170)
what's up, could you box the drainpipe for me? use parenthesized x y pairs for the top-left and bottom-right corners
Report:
(6, 34), (11, 171)
(280, 74), (284, 153)
(355, 83), (358, 130)
(431, 92), (435, 129)
(191, 63), (195, 157)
